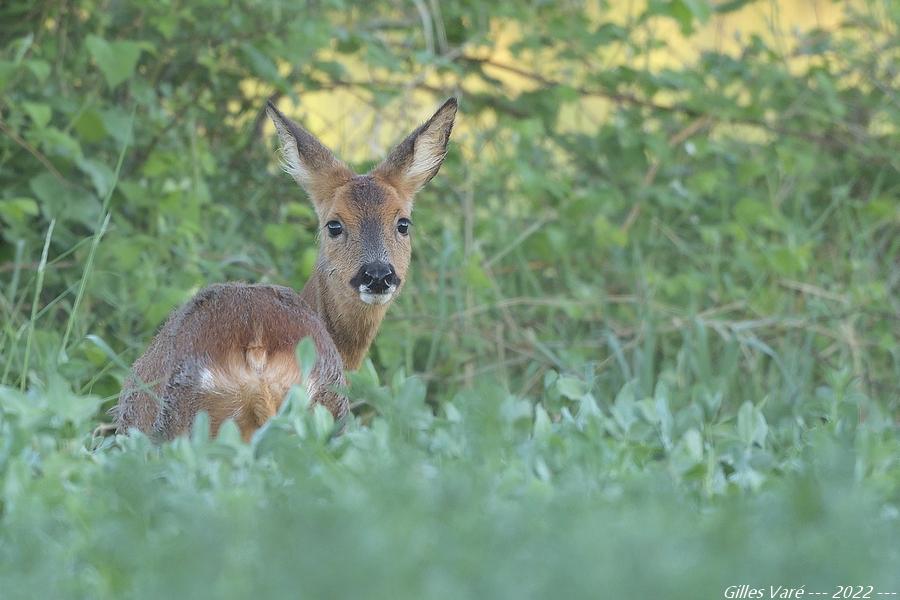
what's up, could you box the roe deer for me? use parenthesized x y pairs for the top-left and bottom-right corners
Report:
(114, 97), (458, 441)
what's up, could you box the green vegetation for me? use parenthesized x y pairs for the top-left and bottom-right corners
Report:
(1, 1), (898, 597)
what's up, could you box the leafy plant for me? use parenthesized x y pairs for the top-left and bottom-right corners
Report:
(0, 0), (898, 597)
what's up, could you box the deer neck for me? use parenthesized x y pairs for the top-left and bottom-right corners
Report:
(299, 269), (389, 371)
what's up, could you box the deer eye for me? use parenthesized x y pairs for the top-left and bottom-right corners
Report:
(326, 221), (343, 237)
(397, 218), (411, 236)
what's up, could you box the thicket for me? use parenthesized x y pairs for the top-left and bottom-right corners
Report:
(0, 1), (898, 597)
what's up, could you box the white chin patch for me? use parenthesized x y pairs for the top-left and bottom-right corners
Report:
(359, 286), (394, 305)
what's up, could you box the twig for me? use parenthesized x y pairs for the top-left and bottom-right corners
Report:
(463, 56), (700, 116)
(462, 56), (869, 155)
(0, 118), (71, 185)
(483, 212), (556, 269)
(622, 116), (714, 233)
(779, 279), (850, 305)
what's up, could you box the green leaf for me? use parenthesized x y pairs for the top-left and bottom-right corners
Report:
(653, 0), (711, 34)
(240, 42), (286, 89)
(101, 108), (135, 145)
(216, 419), (243, 446)
(310, 403), (335, 441)
(0, 197), (39, 226)
(556, 376), (585, 401)
(591, 23), (628, 46)
(30, 172), (100, 227)
(611, 380), (638, 433)
(192, 411), (211, 443)
(682, 0), (712, 22)
(593, 214), (628, 248)
(737, 401), (768, 447)
(670, 428), (704, 474)
(0, 60), (16, 91)
(314, 60), (347, 79)
(151, 12), (179, 39)
(34, 126), (82, 160)
(76, 157), (116, 198)
(463, 254), (491, 290)
(533, 404), (552, 439)
(26, 59), (50, 82)
(86, 35), (143, 88)
(667, 0), (695, 34)
(714, 0), (757, 12)
(74, 109), (107, 143)
(295, 337), (317, 381)
(42, 373), (102, 429)
(22, 102), (51, 128)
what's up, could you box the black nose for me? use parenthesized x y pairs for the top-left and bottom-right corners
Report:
(357, 261), (398, 294)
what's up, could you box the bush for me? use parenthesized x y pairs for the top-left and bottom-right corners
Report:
(1, 0), (898, 597)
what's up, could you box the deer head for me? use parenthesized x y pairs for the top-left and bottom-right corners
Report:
(266, 98), (457, 312)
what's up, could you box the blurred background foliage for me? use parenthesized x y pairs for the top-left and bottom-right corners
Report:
(0, 0), (898, 597)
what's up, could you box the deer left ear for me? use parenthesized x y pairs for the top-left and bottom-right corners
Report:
(374, 98), (457, 198)
(266, 100), (353, 212)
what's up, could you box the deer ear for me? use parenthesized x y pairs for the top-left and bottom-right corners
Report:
(374, 98), (457, 198)
(266, 100), (352, 208)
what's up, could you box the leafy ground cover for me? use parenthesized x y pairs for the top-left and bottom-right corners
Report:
(1, 1), (898, 598)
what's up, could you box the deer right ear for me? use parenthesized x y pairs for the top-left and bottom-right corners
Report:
(374, 97), (458, 199)
(266, 100), (352, 210)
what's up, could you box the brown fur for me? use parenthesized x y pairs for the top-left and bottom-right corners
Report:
(114, 98), (457, 441)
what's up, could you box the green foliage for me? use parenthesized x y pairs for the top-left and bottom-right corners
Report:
(1, 368), (899, 598)
(1, 0), (898, 596)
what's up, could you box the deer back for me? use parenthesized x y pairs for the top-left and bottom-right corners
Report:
(114, 283), (346, 440)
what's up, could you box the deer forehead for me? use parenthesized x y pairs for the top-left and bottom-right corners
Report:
(328, 175), (410, 226)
